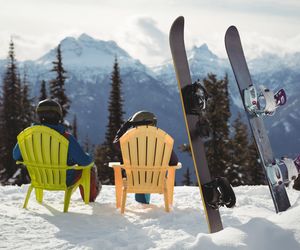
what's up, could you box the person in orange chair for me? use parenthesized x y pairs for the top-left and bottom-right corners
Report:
(113, 110), (178, 204)
(13, 99), (101, 201)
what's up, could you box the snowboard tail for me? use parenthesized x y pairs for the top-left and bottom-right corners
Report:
(225, 26), (291, 212)
(169, 16), (224, 233)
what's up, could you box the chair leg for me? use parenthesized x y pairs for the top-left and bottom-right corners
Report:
(167, 169), (175, 206)
(82, 168), (91, 204)
(164, 185), (170, 212)
(35, 188), (43, 204)
(114, 168), (122, 208)
(116, 186), (122, 209)
(23, 185), (33, 209)
(83, 180), (90, 205)
(121, 187), (127, 214)
(64, 188), (73, 213)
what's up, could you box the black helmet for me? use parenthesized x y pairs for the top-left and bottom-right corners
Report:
(129, 110), (157, 127)
(36, 99), (63, 124)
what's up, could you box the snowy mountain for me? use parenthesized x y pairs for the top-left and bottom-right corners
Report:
(0, 34), (185, 142)
(36, 34), (148, 73)
(0, 34), (193, 183)
(1, 184), (300, 249)
(0, 34), (300, 179)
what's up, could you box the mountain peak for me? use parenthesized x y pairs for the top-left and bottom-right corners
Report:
(36, 34), (146, 72)
(198, 43), (209, 50)
(78, 33), (94, 42)
(190, 43), (217, 60)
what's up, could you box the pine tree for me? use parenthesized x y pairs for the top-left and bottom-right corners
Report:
(177, 74), (231, 184)
(0, 95), (4, 181)
(0, 40), (23, 182)
(94, 145), (110, 184)
(104, 58), (124, 147)
(182, 167), (193, 186)
(39, 80), (48, 101)
(202, 74), (231, 178)
(178, 144), (195, 186)
(49, 44), (70, 119)
(248, 139), (265, 185)
(20, 69), (34, 129)
(226, 113), (248, 186)
(72, 115), (78, 139)
(12, 70), (34, 185)
(95, 58), (125, 184)
(84, 134), (94, 156)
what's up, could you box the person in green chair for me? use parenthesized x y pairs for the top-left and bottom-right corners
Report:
(13, 99), (101, 201)
(113, 110), (178, 204)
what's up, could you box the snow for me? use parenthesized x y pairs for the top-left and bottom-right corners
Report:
(1, 185), (300, 250)
(35, 34), (146, 73)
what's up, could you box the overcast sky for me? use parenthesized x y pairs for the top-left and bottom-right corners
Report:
(0, 0), (299, 66)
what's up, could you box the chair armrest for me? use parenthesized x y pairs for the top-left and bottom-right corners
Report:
(169, 162), (182, 169)
(108, 162), (121, 168)
(72, 162), (94, 170)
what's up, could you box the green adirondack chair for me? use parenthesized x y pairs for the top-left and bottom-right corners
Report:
(16, 125), (93, 212)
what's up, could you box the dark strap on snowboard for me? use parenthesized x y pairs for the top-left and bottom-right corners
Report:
(181, 80), (209, 115)
(203, 177), (236, 209)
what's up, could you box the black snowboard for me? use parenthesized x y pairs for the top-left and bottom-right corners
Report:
(225, 26), (291, 212)
(169, 16), (223, 233)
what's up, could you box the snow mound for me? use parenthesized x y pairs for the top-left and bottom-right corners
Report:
(1, 185), (300, 249)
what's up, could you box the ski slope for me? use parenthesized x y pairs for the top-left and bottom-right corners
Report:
(1, 185), (300, 250)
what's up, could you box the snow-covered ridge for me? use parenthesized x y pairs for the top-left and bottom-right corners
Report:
(0, 34), (299, 158)
(1, 185), (300, 249)
(35, 33), (147, 73)
(189, 43), (219, 61)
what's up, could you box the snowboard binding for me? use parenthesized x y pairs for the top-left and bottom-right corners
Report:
(294, 155), (300, 172)
(243, 85), (286, 117)
(181, 80), (209, 115)
(266, 161), (284, 186)
(274, 157), (300, 187)
(203, 177), (236, 210)
(267, 156), (300, 186)
(280, 157), (299, 182)
(182, 80), (211, 138)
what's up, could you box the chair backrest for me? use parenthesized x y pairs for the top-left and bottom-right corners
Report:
(17, 125), (69, 190)
(120, 126), (174, 193)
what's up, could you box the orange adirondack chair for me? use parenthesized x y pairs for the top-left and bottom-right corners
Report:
(109, 126), (181, 213)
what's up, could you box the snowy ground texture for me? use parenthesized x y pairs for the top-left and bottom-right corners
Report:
(1, 185), (300, 250)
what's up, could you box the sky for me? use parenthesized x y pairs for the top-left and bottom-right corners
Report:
(0, 0), (300, 66)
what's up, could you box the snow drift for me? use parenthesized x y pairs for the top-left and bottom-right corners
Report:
(1, 185), (300, 249)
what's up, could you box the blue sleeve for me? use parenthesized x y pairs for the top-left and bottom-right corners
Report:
(13, 143), (23, 161)
(67, 134), (93, 166)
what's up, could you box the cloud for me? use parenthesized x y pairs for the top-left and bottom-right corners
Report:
(1, 1), (299, 66)
(118, 17), (169, 66)
(0, 30), (86, 61)
(231, 32), (300, 60)
(171, 0), (300, 18)
(135, 18), (168, 56)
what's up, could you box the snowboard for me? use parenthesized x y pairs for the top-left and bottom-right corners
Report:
(169, 16), (235, 233)
(225, 26), (291, 212)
